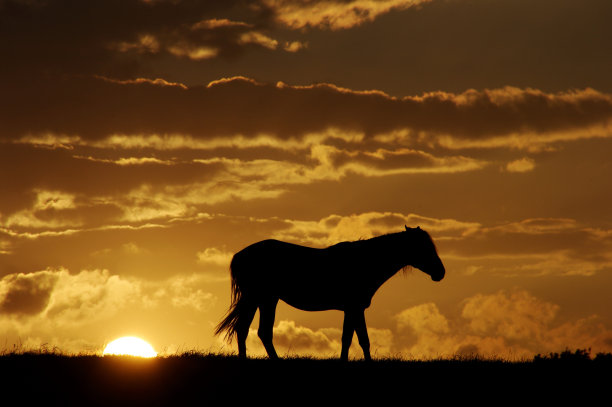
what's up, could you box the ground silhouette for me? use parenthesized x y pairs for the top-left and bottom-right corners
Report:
(1, 351), (610, 406)
(215, 226), (445, 360)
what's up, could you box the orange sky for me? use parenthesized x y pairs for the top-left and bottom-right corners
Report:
(1, 0), (611, 359)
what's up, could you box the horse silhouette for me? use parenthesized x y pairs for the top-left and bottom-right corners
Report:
(215, 226), (445, 360)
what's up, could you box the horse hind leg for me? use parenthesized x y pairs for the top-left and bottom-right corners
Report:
(341, 309), (371, 361)
(235, 300), (257, 359)
(258, 298), (279, 360)
(340, 311), (355, 361)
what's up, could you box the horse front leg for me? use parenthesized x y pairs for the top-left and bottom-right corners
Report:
(341, 311), (355, 361)
(354, 310), (371, 361)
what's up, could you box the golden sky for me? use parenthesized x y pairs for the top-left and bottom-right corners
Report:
(1, 0), (611, 359)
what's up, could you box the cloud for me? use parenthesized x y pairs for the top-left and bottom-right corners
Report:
(0, 0), (278, 80)
(113, 34), (161, 54)
(4, 0), (612, 99)
(238, 31), (279, 50)
(189, 143), (484, 186)
(33, 190), (76, 211)
(394, 302), (457, 358)
(458, 290), (612, 357)
(461, 290), (558, 342)
(0, 143), (229, 232)
(506, 157), (535, 173)
(263, 320), (340, 355)
(0, 270), (59, 316)
(324, 146), (486, 175)
(264, 0), (432, 30)
(244, 319), (393, 358)
(197, 247), (233, 273)
(394, 290), (612, 359)
(75, 156), (175, 166)
(94, 75), (189, 89)
(4, 77), (611, 156)
(0, 240), (11, 255)
(0, 268), (216, 336)
(396, 303), (450, 335)
(167, 44), (219, 60)
(271, 211), (479, 246)
(122, 242), (147, 254)
(1, 126), (487, 235)
(0, 268), (139, 330)
(1, 189), (83, 230)
(192, 18), (254, 30)
(164, 274), (217, 312)
(443, 218), (612, 276)
(1, 0), (323, 90)
(44, 269), (141, 325)
(283, 40), (307, 52)
(0, 267), (221, 355)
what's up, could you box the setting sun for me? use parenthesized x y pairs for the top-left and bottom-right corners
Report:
(103, 337), (157, 358)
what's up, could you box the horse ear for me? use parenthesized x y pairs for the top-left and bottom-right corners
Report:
(405, 225), (409, 231)
(417, 226), (421, 230)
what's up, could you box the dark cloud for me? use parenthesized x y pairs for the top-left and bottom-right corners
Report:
(0, 144), (225, 219)
(4, 0), (612, 97)
(0, 271), (58, 315)
(0, 0), (273, 83)
(258, 0), (612, 96)
(2, 76), (611, 146)
(447, 219), (612, 262)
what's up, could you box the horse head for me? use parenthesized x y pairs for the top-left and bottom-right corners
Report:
(405, 225), (445, 282)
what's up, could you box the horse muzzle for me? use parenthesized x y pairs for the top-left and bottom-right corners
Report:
(431, 267), (445, 282)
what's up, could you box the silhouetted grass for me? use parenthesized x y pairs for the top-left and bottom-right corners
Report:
(1, 349), (609, 406)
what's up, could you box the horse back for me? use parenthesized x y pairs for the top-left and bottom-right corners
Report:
(231, 239), (373, 310)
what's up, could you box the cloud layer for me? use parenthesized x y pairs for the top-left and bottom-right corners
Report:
(0, 267), (217, 352)
(2, 76), (611, 242)
(2, 210), (611, 355)
(5, 77), (612, 145)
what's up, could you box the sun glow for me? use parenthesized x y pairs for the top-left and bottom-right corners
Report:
(103, 336), (158, 358)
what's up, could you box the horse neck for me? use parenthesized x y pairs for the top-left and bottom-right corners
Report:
(363, 232), (409, 280)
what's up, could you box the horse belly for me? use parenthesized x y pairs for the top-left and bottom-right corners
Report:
(275, 271), (354, 311)
(280, 290), (343, 311)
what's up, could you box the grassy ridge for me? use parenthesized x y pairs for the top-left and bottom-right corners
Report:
(1, 351), (609, 405)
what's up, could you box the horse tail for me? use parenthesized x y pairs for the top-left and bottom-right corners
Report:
(214, 254), (244, 342)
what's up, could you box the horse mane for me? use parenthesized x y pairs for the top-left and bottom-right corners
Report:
(329, 230), (400, 248)
(327, 228), (436, 276)
(330, 227), (434, 250)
